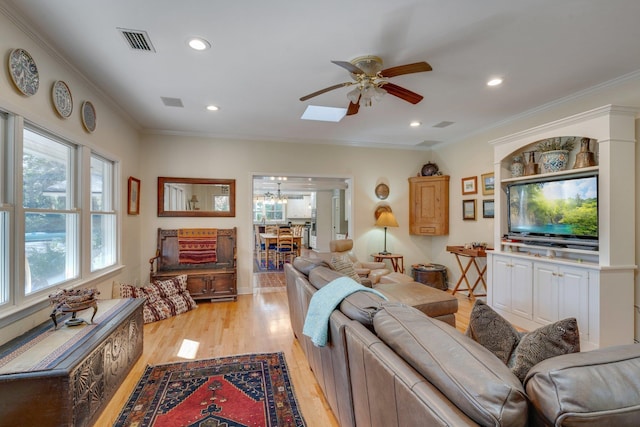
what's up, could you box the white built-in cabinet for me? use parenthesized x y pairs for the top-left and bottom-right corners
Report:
(487, 105), (637, 350)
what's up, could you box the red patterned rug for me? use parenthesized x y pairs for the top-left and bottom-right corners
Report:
(114, 352), (306, 426)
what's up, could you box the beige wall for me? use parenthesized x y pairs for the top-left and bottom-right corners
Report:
(0, 11), (142, 343)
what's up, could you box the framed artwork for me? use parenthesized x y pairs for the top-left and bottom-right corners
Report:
(128, 176), (140, 215)
(483, 199), (495, 218)
(462, 199), (476, 220)
(461, 176), (477, 195)
(481, 172), (495, 195)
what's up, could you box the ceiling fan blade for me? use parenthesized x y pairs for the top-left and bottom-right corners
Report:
(346, 100), (360, 116)
(299, 82), (352, 101)
(331, 60), (365, 75)
(382, 82), (424, 104)
(380, 61), (432, 78)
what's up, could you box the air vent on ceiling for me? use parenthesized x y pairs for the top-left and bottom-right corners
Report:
(161, 97), (184, 108)
(433, 121), (454, 128)
(118, 28), (156, 52)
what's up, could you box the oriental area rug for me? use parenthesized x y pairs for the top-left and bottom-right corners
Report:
(114, 352), (306, 427)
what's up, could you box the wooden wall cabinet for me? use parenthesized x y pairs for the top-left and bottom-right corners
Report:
(409, 175), (449, 235)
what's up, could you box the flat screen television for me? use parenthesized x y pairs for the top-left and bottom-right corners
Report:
(507, 174), (598, 247)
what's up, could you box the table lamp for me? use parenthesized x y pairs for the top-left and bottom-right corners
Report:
(375, 210), (399, 255)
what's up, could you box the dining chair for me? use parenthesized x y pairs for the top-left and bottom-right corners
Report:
(275, 227), (295, 266)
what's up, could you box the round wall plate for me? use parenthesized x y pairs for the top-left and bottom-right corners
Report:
(81, 101), (97, 133)
(8, 48), (39, 96)
(375, 183), (389, 200)
(52, 80), (73, 118)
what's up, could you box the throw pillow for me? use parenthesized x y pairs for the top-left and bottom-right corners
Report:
(329, 254), (362, 284)
(466, 300), (580, 382)
(508, 317), (580, 382)
(465, 299), (520, 364)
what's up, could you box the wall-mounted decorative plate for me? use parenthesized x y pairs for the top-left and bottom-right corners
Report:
(81, 101), (97, 133)
(52, 80), (73, 118)
(8, 48), (39, 96)
(375, 183), (389, 200)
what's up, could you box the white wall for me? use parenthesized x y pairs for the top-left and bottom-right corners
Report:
(0, 11), (142, 343)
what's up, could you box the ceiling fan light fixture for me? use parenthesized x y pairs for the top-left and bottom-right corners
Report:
(347, 87), (361, 103)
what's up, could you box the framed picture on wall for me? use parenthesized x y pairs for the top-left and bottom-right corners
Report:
(483, 199), (495, 218)
(462, 199), (476, 220)
(128, 176), (140, 215)
(461, 176), (477, 195)
(481, 172), (495, 195)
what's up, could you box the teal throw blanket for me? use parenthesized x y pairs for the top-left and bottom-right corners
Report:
(302, 276), (387, 347)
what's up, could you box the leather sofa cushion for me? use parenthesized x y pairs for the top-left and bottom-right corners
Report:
(292, 256), (328, 276)
(375, 281), (458, 319)
(374, 302), (528, 427)
(339, 291), (384, 330)
(525, 344), (640, 426)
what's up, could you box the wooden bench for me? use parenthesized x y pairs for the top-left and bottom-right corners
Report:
(149, 227), (237, 301)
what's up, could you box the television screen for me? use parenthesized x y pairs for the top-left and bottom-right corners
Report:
(507, 175), (598, 241)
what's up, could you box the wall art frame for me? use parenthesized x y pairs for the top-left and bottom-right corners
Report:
(128, 177), (141, 215)
(461, 176), (477, 195)
(481, 172), (495, 195)
(463, 199), (476, 220)
(483, 199), (495, 218)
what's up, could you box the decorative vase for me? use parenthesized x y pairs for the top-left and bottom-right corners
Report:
(510, 155), (524, 177)
(523, 151), (538, 176)
(540, 150), (570, 174)
(573, 137), (597, 169)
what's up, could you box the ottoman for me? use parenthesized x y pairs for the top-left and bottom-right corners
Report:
(379, 272), (414, 284)
(374, 280), (458, 327)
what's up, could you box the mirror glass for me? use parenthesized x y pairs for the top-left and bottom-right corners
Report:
(157, 177), (236, 217)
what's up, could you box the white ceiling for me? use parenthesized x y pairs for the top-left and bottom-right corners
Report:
(4, 0), (640, 149)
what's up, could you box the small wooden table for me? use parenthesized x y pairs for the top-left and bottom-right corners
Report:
(371, 253), (404, 273)
(446, 246), (491, 298)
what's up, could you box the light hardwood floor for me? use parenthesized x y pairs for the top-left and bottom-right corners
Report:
(95, 277), (475, 426)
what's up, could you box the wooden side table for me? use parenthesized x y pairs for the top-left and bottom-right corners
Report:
(371, 253), (404, 273)
(446, 246), (491, 298)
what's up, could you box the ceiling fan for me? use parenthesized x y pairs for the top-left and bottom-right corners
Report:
(299, 55), (432, 116)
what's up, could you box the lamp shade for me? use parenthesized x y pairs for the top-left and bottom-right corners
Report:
(375, 211), (398, 228)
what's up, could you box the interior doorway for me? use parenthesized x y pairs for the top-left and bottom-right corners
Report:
(251, 174), (352, 280)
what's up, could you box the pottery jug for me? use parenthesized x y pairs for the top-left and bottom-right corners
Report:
(523, 151), (538, 175)
(573, 137), (596, 169)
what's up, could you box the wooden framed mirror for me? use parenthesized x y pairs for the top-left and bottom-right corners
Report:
(157, 177), (236, 217)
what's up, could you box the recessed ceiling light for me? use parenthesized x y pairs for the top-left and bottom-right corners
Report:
(410, 121), (421, 127)
(487, 78), (503, 87)
(188, 37), (210, 51)
(206, 105), (219, 111)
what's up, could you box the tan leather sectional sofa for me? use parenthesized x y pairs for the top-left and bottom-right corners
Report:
(285, 257), (640, 426)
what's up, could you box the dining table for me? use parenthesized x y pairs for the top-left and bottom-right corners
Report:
(259, 233), (302, 269)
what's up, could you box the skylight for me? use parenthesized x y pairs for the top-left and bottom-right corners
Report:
(301, 105), (347, 122)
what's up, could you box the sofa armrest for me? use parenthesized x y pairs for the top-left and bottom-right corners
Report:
(525, 344), (640, 426)
(358, 261), (387, 270)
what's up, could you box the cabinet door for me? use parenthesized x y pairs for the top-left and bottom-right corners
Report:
(492, 256), (512, 312)
(209, 272), (236, 297)
(558, 266), (589, 336)
(533, 263), (559, 325)
(511, 259), (533, 319)
(186, 275), (208, 298)
(409, 176), (449, 235)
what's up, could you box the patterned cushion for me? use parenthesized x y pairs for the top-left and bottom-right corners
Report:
(118, 275), (197, 323)
(466, 300), (580, 382)
(329, 254), (362, 284)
